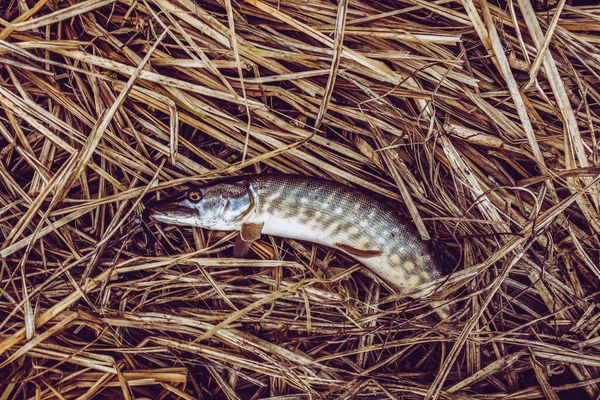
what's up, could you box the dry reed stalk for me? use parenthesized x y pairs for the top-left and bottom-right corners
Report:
(0, 0), (599, 398)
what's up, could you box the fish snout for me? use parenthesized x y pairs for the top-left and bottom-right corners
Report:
(146, 198), (196, 219)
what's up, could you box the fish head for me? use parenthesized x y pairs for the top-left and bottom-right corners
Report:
(147, 180), (254, 230)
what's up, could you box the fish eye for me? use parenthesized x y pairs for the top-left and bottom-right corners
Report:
(188, 191), (202, 202)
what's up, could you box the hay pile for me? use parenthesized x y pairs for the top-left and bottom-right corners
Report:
(1, 0), (599, 398)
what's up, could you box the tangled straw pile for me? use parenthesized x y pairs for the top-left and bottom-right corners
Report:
(1, 0), (599, 398)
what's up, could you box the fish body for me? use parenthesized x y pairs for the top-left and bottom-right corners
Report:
(147, 174), (441, 289)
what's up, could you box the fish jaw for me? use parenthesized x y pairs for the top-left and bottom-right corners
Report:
(149, 211), (200, 227)
(147, 201), (201, 227)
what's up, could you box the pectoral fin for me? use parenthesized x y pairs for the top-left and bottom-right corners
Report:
(240, 222), (263, 241)
(233, 222), (264, 257)
(336, 242), (382, 258)
(233, 236), (252, 257)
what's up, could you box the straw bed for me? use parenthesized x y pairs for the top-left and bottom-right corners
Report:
(1, 0), (599, 398)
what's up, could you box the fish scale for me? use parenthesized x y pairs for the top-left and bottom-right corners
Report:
(147, 174), (442, 289)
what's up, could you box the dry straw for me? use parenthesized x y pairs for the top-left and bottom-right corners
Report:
(0, 0), (599, 398)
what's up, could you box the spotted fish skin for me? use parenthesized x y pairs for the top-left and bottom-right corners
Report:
(147, 174), (441, 289)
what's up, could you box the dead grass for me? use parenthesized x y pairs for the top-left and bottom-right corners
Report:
(1, 0), (599, 398)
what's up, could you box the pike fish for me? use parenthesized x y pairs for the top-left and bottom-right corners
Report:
(146, 174), (441, 289)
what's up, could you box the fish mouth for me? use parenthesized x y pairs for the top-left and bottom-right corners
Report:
(146, 199), (195, 219)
